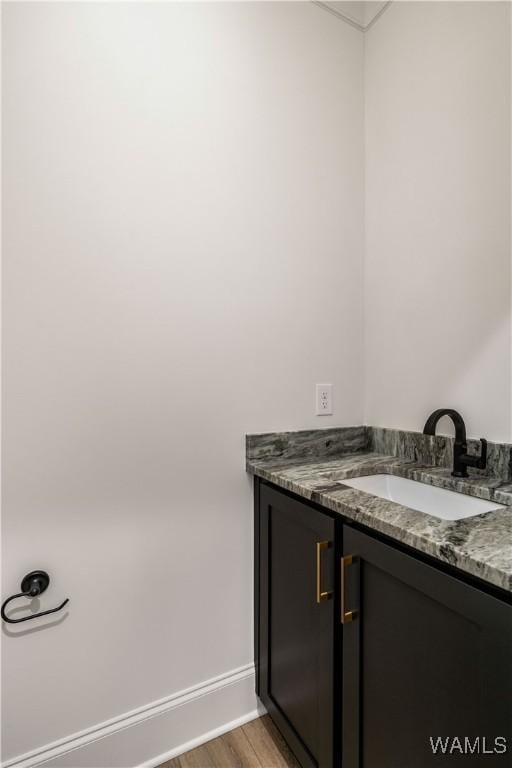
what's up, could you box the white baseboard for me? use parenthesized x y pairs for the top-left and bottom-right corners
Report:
(138, 704), (266, 768)
(2, 663), (263, 768)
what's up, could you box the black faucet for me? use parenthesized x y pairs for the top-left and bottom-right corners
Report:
(423, 408), (487, 478)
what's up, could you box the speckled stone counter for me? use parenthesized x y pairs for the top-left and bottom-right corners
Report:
(246, 427), (512, 593)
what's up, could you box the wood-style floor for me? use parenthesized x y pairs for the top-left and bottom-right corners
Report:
(160, 716), (300, 768)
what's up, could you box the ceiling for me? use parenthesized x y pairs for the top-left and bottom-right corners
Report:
(316, 1), (391, 31)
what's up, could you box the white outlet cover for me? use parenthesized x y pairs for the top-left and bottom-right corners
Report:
(316, 383), (333, 415)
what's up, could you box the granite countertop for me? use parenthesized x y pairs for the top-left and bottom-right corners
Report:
(246, 427), (512, 594)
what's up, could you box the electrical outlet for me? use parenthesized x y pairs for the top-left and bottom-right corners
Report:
(316, 383), (333, 415)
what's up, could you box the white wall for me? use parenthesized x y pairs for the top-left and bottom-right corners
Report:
(364, 1), (512, 441)
(1, 2), (364, 764)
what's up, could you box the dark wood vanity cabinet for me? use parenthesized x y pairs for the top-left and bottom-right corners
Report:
(254, 480), (512, 768)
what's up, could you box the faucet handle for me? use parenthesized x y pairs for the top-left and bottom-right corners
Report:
(464, 438), (487, 471)
(477, 438), (487, 470)
(459, 438), (488, 473)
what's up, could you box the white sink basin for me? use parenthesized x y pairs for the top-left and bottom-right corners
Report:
(340, 474), (505, 521)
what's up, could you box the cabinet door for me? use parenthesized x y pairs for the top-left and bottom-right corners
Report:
(257, 482), (335, 768)
(342, 525), (512, 768)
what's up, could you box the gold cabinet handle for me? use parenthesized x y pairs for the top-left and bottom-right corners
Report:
(341, 555), (358, 623)
(316, 541), (333, 603)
